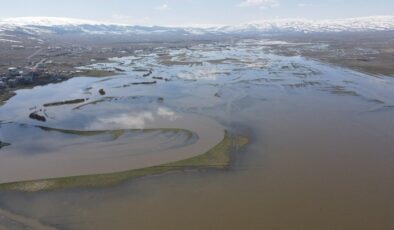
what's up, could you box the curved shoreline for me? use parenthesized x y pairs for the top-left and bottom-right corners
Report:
(0, 113), (226, 185)
(0, 131), (248, 192)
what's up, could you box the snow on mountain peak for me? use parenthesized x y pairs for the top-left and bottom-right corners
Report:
(221, 15), (394, 33)
(0, 15), (393, 35)
(0, 17), (109, 26)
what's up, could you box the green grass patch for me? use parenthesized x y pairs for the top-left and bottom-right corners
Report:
(43, 98), (86, 107)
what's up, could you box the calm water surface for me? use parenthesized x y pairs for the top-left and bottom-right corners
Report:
(0, 39), (393, 230)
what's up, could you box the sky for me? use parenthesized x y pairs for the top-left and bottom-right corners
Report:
(0, 0), (393, 26)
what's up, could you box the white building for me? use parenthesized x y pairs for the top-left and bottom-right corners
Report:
(8, 67), (19, 77)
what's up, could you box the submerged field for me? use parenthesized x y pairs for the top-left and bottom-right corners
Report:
(0, 39), (393, 230)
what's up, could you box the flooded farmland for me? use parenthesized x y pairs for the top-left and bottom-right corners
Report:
(0, 39), (393, 230)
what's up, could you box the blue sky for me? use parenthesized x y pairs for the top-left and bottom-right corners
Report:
(0, 0), (392, 26)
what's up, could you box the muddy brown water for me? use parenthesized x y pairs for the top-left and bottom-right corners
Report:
(0, 114), (223, 183)
(0, 39), (393, 229)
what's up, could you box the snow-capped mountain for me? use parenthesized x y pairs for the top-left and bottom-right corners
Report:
(0, 16), (393, 38)
(0, 17), (185, 36)
(217, 16), (394, 33)
(1, 17), (104, 27)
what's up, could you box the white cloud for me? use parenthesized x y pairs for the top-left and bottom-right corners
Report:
(238, 0), (280, 9)
(297, 3), (307, 7)
(157, 4), (170, 11)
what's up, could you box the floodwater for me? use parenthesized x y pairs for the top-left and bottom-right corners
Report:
(0, 39), (393, 229)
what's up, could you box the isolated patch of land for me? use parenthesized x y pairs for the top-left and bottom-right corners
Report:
(0, 141), (10, 149)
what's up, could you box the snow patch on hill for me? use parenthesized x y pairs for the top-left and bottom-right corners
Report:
(222, 16), (394, 33)
(0, 16), (393, 38)
(0, 17), (109, 26)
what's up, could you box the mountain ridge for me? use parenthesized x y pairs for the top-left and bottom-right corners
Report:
(0, 16), (393, 37)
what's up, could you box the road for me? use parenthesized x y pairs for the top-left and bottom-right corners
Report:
(27, 48), (42, 60)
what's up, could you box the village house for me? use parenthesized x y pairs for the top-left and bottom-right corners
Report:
(8, 67), (20, 77)
(0, 81), (6, 89)
(7, 79), (17, 88)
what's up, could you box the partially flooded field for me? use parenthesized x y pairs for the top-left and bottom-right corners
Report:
(0, 39), (393, 229)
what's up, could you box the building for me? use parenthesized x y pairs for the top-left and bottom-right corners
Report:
(16, 74), (33, 84)
(8, 67), (19, 77)
(7, 79), (17, 87)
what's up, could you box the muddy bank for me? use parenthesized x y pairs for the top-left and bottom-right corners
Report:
(0, 91), (16, 106)
(0, 141), (10, 149)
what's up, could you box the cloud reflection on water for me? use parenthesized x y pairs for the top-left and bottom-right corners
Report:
(88, 107), (180, 130)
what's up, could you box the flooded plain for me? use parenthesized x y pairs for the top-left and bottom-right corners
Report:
(0, 39), (393, 229)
